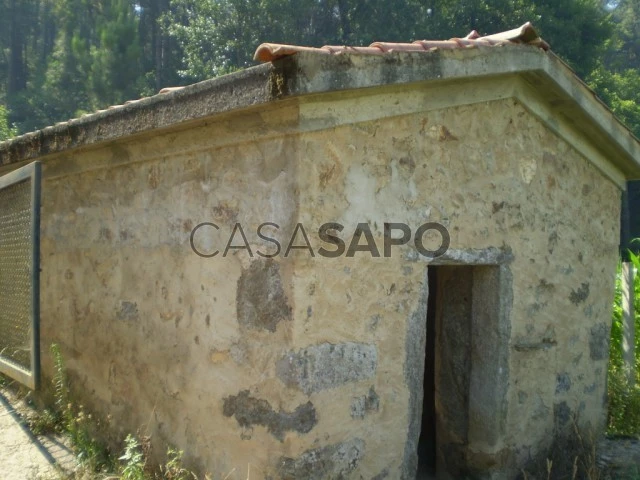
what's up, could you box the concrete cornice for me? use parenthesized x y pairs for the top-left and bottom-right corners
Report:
(1, 45), (639, 182)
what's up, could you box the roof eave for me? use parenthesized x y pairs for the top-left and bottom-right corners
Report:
(0, 62), (278, 168)
(1, 45), (639, 181)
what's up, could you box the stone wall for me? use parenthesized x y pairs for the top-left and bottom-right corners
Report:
(34, 83), (621, 478)
(293, 92), (620, 477)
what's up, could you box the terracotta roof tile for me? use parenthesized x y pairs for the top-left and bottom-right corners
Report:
(254, 22), (549, 63)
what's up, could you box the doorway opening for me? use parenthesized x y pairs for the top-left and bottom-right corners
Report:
(416, 264), (504, 479)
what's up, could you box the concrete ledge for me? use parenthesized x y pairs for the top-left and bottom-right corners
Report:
(0, 63), (277, 166)
(1, 46), (639, 179)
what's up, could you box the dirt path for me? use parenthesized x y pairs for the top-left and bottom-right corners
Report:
(0, 391), (76, 480)
(0, 392), (57, 479)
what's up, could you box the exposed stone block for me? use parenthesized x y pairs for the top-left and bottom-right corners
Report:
(222, 390), (316, 441)
(278, 438), (365, 479)
(589, 323), (609, 360)
(277, 343), (377, 395)
(236, 259), (291, 332)
(555, 373), (571, 394)
(569, 282), (590, 305)
(350, 386), (380, 419)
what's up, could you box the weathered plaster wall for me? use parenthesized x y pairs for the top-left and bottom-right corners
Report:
(39, 102), (307, 476)
(35, 83), (620, 479)
(293, 92), (620, 478)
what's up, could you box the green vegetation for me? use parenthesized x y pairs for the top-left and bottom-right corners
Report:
(48, 343), (115, 472)
(119, 435), (196, 480)
(617, 466), (640, 480)
(0, 0), (638, 139)
(21, 344), (199, 479)
(0, 105), (17, 141)
(608, 253), (640, 437)
(120, 434), (147, 480)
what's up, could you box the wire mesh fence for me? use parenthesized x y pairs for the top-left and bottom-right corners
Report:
(0, 179), (33, 370)
(0, 162), (40, 388)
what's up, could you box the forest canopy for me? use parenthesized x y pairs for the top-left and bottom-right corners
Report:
(0, 0), (638, 139)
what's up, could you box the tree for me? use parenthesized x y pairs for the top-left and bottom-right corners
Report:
(89, 0), (142, 105)
(0, 105), (17, 141)
(163, 0), (265, 79)
(6, 0), (145, 132)
(163, 0), (613, 82)
(588, 0), (640, 136)
(0, 0), (41, 124)
(138, 0), (183, 94)
(5, 0), (41, 96)
(0, 0), (634, 136)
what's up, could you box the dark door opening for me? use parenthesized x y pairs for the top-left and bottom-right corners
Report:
(417, 265), (479, 479)
(415, 264), (503, 479)
(417, 266), (438, 478)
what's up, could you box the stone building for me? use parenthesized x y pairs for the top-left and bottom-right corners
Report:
(0, 23), (639, 479)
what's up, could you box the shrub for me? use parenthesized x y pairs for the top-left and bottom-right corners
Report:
(608, 252), (640, 436)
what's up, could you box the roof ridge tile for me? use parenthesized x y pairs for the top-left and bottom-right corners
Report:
(253, 22), (549, 62)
